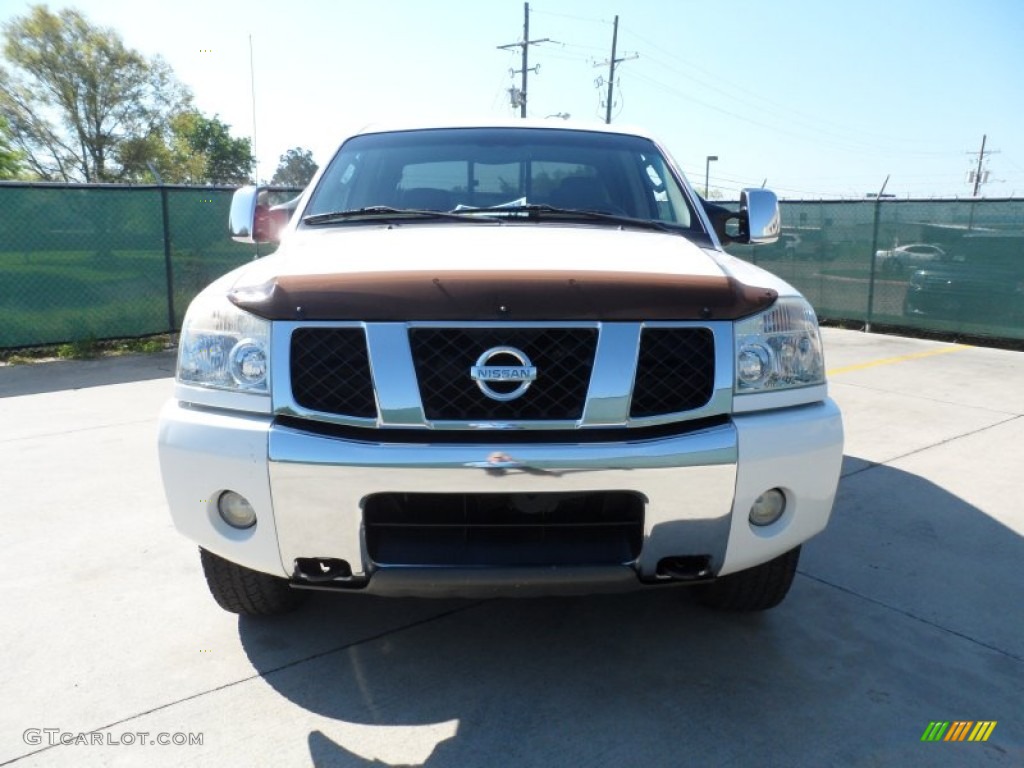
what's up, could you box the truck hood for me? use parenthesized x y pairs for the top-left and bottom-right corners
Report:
(226, 224), (781, 321)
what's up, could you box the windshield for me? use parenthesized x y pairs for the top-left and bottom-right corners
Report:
(303, 127), (701, 231)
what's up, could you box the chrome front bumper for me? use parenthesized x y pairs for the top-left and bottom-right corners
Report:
(158, 399), (843, 593)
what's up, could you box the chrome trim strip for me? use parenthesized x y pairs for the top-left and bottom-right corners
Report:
(365, 323), (427, 426)
(269, 420), (737, 468)
(402, 320), (603, 329)
(429, 418), (581, 431)
(580, 322), (641, 426)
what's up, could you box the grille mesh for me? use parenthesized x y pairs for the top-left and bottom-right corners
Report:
(290, 328), (376, 418)
(629, 328), (715, 417)
(410, 327), (597, 421)
(364, 491), (644, 566)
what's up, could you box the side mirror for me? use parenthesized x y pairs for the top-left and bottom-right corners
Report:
(229, 186), (260, 243)
(700, 188), (781, 246)
(740, 188), (780, 245)
(228, 186), (302, 244)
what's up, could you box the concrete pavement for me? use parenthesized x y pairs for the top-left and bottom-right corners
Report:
(0, 329), (1021, 767)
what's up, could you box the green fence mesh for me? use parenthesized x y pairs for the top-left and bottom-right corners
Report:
(727, 198), (1024, 340)
(0, 183), (292, 348)
(1, 184), (1022, 348)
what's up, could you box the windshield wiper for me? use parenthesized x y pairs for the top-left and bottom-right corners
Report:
(303, 206), (500, 225)
(450, 203), (679, 233)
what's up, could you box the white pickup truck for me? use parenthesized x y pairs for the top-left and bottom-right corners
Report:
(157, 120), (843, 616)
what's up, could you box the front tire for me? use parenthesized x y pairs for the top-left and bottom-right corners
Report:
(695, 547), (800, 612)
(199, 548), (306, 616)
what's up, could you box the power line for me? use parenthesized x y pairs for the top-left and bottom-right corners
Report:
(529, 7), (611, 26)
(621, 24), (960, 156)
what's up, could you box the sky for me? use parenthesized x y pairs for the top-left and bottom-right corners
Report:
(2, 0), (1022, 199)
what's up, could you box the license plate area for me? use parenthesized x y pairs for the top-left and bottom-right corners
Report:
(363, 491), (644, 567)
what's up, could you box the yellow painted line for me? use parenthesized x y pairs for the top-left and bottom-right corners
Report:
(827, 344), (969, 377)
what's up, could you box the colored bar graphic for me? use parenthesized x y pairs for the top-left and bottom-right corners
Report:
(921, 721), (996, 742)
(969, 722), (997, 742)
(944, 721), (972, 741)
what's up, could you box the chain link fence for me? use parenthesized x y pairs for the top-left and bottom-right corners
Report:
(1, 183), (1022, 348)
(727, 198), (1024, 340)
(0, 182), (294, 348)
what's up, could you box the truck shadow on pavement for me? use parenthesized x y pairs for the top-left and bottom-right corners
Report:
(237, 457), (1022, 767)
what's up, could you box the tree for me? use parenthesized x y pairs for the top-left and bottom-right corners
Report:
(0, 5), (191, 182)
(0, 114), (24, 178)
(168, 111), (254, 185)
(271, 147), (318, 188)
(117, 111), (254, 185)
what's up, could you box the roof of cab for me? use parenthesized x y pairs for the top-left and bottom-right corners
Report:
(348, 116), (659, 141)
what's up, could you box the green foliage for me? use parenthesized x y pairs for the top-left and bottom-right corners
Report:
(0, 113), (24, 178)
(165, 111), (254, 185)
(56, 336), (99, 359)
(1, 334), (169, 363)
(270, 147), (318, 188)
(122, 112), (254, 185)
(119, 111), (254, 185)
(0, 5), (192, 182)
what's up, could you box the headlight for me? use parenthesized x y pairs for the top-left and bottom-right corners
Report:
(177, 293), (270, 393)
(735, 298), (824, 393)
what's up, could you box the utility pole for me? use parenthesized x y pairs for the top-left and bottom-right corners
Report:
(497, 3), (549, 118)
(968, 134), (998, 197)
(593, 16), (638, 124)
(605, 16), (618, 124)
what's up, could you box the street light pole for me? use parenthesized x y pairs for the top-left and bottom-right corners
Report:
(705, 155), (718, 198)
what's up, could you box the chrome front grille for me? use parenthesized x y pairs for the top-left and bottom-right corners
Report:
(277, 321), (730, 428)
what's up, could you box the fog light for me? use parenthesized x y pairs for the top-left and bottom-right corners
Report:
(749, 488), (786, 526)
(217, 491), (257, 529)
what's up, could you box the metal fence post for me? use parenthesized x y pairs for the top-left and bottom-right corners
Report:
(159, 185), (176, 332)
(865, 175), (890, 333)
(147, 163), (177, 332)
